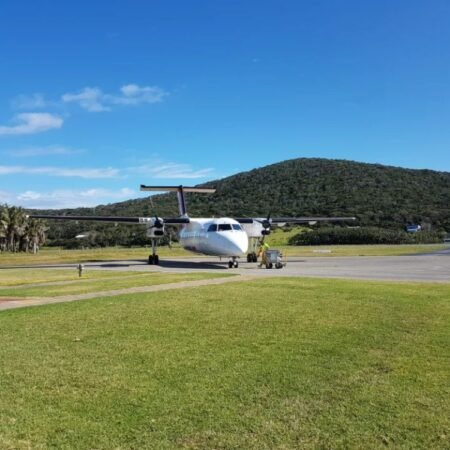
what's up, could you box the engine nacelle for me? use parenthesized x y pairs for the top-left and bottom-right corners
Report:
(147, 226), (165, 238)
(146, 217), (165, 238)
(241, 221), (264, 238)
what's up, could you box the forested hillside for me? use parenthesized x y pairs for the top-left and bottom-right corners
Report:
(30, 158), (450, 246)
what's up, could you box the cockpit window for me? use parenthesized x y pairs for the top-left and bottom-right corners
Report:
(207, 224), (217, 232)
(232, 224), (242, 231)
(218, 224), (232, 231)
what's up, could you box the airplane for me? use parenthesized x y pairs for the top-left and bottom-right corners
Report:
(29, 185), (356, 268)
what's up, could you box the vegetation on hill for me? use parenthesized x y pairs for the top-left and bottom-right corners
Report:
(27, 158), (450, 247)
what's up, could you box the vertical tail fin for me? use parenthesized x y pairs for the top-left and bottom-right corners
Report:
(140, 185), (216, 217)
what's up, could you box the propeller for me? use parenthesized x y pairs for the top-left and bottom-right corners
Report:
(261, 212), (272, 230)
(257, 213), (272, 236)
(153, 216), (164, 229)
(148, 197), (164, 229)
(147, 195), (162, 228)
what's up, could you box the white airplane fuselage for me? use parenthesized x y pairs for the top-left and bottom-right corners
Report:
(178, 218), (249, 257)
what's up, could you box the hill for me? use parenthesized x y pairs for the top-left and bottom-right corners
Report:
(32, 158), (450, 246)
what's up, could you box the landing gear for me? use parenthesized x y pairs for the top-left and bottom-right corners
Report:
(148, 255), (159, 265)
(148, 239), (160, 265)
(247, 237), (262, 263)
(228, 257), (239, 269)
(246, 252), (257, 263)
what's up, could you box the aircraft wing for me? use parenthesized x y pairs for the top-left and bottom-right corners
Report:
(28, 214), (190, 225)
(235, 216), (356, 224)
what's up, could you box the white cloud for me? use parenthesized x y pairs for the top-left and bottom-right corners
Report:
(61, 87), (110, 112)
(61, 84), (167, 112)
(1, 187), (137, 209)
(0, 165), (118, 178)
(12, 93), (47, 109)
(109, 84), (167, 105)
(0, 113), (63, 136)
(5, 145), (82, 157)
(129, 162), (214, 179)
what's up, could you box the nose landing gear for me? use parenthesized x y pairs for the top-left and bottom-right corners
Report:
(148, 239), (160, 265)
(228, 257), (239, 269)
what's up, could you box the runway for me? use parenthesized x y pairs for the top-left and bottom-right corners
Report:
(27, 250), (449, 283)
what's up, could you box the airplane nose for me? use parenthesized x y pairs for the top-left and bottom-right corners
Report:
(227, 233), (248, 255)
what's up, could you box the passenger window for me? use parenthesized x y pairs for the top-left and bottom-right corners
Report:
(232, 224), (242, 231)
(207, 224), (217, 232)
(218, 224), (232, 231)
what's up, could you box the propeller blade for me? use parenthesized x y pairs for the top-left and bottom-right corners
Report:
(153, 216), (164, 228)
(261, 212), (272, 229)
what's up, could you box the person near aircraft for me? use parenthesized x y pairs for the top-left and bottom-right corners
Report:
(257, 240), (270, 268)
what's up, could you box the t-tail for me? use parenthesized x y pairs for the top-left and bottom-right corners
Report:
(139, 185), (216, 217)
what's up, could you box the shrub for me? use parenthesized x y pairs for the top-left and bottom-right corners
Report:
(288, 227), (445, 246)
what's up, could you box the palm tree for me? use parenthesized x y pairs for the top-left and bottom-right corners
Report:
(0, 208), (6, 252)
(0, 205), (25, 252)
(0, 205), (41, 252)
(22, 218), (47, 253)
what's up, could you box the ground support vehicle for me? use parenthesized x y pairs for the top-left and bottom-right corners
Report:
(262, 249), (284, 269)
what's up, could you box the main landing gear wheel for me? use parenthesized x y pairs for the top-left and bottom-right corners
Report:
(148, 255), (159, 265)
(247, 252), (257, 263)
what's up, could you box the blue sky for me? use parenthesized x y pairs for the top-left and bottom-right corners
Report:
(1, 0), (449, 209)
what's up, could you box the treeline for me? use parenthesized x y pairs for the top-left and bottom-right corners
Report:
(288, 227), (446, 246)
(0, 205), (46, 253)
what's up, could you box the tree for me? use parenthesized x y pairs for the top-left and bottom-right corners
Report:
(0, 205), (47, 253)
(0, 205), (26, 252)
(21, 218), (47, 253)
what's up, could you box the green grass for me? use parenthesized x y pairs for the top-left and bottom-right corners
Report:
(1, 242), (447, 267)
(266, 228), (449, 256)
(0, 269), (231, 297)
(0, 268), (144, 287)
(277, 243), (448, 257)
(0, 245), (193, 266)
(265, 227), (305, 246)
(0, 277), (449, 449)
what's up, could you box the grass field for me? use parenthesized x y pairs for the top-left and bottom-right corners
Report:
(0, 268), (149, 287)
(276, 243), (448, 257)
(0, 242), (447, 267)
(0, 269), (232, 297)
(0, 246), (192, 266)
(0, 277), (448, 449)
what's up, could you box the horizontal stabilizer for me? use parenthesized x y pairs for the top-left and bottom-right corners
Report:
(140, 184), (215, 216)
(140, 185), (216, 193)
